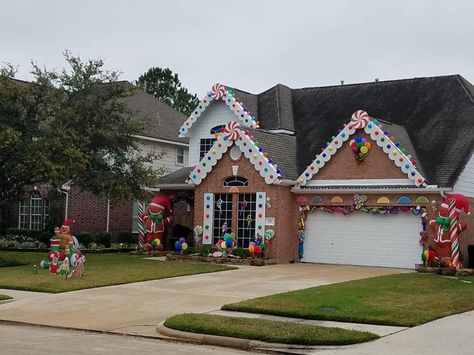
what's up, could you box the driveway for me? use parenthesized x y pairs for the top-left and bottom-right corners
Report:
(0, 263), (407, 337)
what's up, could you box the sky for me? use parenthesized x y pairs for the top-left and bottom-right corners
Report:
(1, 0), (473, 97)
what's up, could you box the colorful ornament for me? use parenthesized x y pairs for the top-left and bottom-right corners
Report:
(211, 83), (226, 100)
(216, 198), (224, 215)
(351, 136), (371, 163)
(223, 121), (241, 140)
(350, 110), (370, 129)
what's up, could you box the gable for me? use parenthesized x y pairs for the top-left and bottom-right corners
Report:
(297, 110), (426, 187)
(188, 121), (281, 185)
(453, 153), (474, 197)
(179, 83), (259, 137)
(311, 131), (408, 180)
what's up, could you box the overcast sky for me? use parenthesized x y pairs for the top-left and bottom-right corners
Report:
(2, 0), (473, 96)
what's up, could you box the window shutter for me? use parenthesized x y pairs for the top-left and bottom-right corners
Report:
(203, 193), (214, 244)
(255, 192), (266, 239)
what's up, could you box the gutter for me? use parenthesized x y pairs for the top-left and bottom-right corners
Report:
(275, 179), (296, 186)
(153, 184), (195, 190)
(291, 187), (453, 194)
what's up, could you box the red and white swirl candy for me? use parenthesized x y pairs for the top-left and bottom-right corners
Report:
(211, 83), (226, 100)
(223, 121), (241, 140)
(350, 110), (370, 129)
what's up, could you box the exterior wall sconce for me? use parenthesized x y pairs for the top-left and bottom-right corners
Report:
(431, 199), (437, 212)
(266, 197), (272, 209)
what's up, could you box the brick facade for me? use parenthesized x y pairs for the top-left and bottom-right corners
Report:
(194, 150), (298, 261)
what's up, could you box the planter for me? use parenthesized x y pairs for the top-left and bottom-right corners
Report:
(440, 268), (457, 276)
(164, 254), (284, 266)
(455, 268), (473, 276)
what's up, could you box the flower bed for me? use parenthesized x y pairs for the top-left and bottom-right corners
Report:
(415, 264), (473, 276)
(165, 254), (285, 266)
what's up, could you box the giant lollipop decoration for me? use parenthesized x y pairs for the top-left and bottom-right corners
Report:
(350, 110), (370, 129)
(211, 83), (226, 100)
(223, 121), (241, 140)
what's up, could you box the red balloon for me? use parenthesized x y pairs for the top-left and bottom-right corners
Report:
(143, 243), (152, 251)
(156, 243), (164, 251)
(255, 246), (262, 254)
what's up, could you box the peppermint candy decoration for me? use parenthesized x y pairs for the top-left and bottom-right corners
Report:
(350, 110), (370, 129)
(211, 83), (226, 100)
(223, 121), (241, 140)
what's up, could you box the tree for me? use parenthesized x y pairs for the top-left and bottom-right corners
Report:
(136, 67), (199, 115)
(0, 52), (157, 207)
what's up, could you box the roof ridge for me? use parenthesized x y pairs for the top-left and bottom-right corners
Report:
(290, 74), (462, 91)
(454, 75), (474, 104)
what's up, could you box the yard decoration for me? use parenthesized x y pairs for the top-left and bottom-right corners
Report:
(139, 194), (172, 251)
(216, 232), (236, 255)
(429, 193), (470, 268)
(421, 247), (439, 267)
(40, 219), (85, 275)
(298, 230), (305, 260)
(264, 229), (275, 258)
(175, 237), (188, 254)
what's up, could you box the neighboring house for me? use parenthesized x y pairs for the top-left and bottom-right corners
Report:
(5, 83), (189, 235)
(158, 75), (474, 268)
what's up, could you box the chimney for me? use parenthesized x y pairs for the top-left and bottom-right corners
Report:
(375, 78), (379, 82)
(340, 80), (344, 86)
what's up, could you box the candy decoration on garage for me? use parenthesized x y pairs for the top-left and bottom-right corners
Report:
(189, 122), (281, 185)
(179, 84), (259, 137)
(39, 219), (86, 278)
(429, 194), (470, 268)
(296, 110), (426, 187)
(350, 136), (372, 164)
(139, 194), (173, 251)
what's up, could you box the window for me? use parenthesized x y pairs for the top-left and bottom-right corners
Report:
(18, 200), (29, 229)
(199, 138), (216, 159)
(223, 176), (248, 187)
(210, 125), (225, 134)
(176, 146), (185, 165)
(18, 191), (49, 230)
(237, 194), (256, 248)
(212, 193), (232, 245)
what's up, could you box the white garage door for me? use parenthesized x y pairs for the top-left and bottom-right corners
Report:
(303, 212), (422, 268)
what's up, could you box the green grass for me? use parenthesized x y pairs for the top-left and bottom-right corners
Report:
(223, 273), (474, 327)
(0, 256), (27, 268)
(0, 251), (234, 293)
(0, 294), (12, 301)
(164, 313), (378, 346)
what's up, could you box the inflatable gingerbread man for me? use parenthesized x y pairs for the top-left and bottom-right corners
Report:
(429, 194), (470, 268)
(140, 194), (172, 251)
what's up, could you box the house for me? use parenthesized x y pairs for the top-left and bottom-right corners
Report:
(4, 83), (190, 236)
(158, 75), (474, 269)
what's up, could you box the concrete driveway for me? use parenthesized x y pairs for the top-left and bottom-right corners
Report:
(0, 263), (407, 337)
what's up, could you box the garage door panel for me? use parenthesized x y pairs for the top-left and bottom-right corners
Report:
(302, 212), (422, 268)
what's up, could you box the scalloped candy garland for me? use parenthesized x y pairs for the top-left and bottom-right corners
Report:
(296, 110), (426, 187)
(188, 121), (281, 185)
(179, 83), (259, 137)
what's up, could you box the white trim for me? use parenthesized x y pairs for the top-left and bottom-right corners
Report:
(203, 193), (214, 245)
(291, 187), (451, 194)
(265, 129), (295, 135)
(133, 134), (189, 147)
(153, 184), (195, 190)
(307, 178), (416, 187)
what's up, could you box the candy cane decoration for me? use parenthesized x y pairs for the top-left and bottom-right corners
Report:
(211, 83), (226, 100)
(350, 110), (370, 129)
(223, 121), (241, 140)
(137, 201), (146, 248)
(448, 199), (460, 268)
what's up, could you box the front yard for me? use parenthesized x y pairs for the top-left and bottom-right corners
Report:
(0, 251), (234, 293)
(222, 273), (474, 327)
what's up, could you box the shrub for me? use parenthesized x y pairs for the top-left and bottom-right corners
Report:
(0, 257), (24, 267)
(5, 228), (50, 244)
(198, 245), (211, 256)
(94, 232), (112, 248)
(116, 231), (136, 245)
(232, 247), (250, 259)
(75, 232), (93, 248)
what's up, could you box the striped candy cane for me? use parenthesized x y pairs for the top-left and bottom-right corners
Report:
(448, 199), (460, 268)
(137, 201), (146, 249)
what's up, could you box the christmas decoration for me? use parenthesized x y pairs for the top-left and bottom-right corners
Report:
(139, 194), (172, 251)
(350, 136), (372, 164)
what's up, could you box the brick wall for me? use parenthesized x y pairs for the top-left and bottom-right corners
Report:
(313, 132), (408, 180)
(194, 150), (298, 261)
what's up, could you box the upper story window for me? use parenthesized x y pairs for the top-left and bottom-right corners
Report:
(223, 176), (248, 187)
(176, 146), (185, 165)
(199, 138), (216, 159)
(19, 191), (49, 230)
(210, 125), (225, 134)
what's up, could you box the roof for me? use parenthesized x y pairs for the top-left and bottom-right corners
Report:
(220, 75), (474, 187)
(118, 83), (189, 144)
(157, 167), (194, 185)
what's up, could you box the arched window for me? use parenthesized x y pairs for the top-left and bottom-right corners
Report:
(223, 176), (248, 187)
(18, 191), (49, 230)
(210, 125), (225, 134)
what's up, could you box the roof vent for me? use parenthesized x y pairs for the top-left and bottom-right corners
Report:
(375, 78), (379, 82)
(340, 80), (344, 86)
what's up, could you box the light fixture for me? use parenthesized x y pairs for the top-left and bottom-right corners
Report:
(431, 200), (437, 212)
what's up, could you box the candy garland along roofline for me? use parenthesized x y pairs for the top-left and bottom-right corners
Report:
(178, 83), (259, 137)
(296, 112), (426, 187)
(188, 128), (281, 185)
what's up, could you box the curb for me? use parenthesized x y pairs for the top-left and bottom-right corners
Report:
(156, 321), (315, 351)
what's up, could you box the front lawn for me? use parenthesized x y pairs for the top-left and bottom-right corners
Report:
(0, 251), (234, 293)
(164, 313), (378, 346)
(223, 273), (474, 327)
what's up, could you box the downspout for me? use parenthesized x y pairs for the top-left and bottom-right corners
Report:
(106, 198), (110, 233)
(59, 182), (71, 220)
